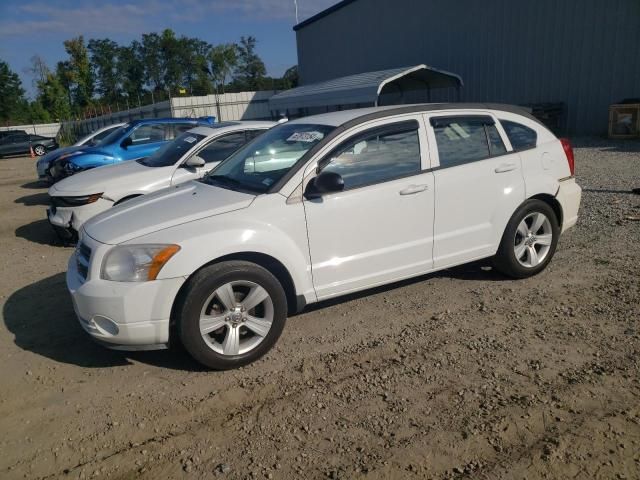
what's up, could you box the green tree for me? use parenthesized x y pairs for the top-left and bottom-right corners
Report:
(160, 29), (183, 93)
(209, 43), (237, 93)
(233, 36), (266, 90)
(38, 72), (72, 121)
(55, 61), (74, 110)
(88, 38), (120, 103)
(118, 41), (145, 102)
(62, 36), (94, 110)
(27, 100), (52, 123)
(0, 60), (29, 122)
(180, 37), (212, 95)
(141, 32), (164, 93)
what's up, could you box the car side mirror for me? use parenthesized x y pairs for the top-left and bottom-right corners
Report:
(304, 171), (344, 199)
(184, 155), (205, 168)
(120, 136), (133, 149)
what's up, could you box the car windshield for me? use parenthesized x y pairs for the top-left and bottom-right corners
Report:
(137, 132), (207, 167)
(95, 125), (129, 146)
(201, 123), (334, 194)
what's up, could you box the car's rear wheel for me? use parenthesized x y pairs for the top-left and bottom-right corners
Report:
(33, 145), (46, 156)
(176, 261), (287, 369)
(493, 199), (560, 279)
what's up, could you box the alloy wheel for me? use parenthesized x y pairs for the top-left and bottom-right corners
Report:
(34, 146), (46, 156)
(514, 212), (553, 268)
(198, 280), (274, 356)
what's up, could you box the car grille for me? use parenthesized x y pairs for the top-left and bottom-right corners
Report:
(76, 242), (91, 280)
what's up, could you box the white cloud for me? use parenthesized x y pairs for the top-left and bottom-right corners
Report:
(0, 0), (340, 37)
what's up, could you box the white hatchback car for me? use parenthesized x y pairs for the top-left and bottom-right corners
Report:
(48, 121), (275, 236)
(67, 104), (581, 369)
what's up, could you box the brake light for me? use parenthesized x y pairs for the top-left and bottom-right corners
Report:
(560, 138), (575, 176)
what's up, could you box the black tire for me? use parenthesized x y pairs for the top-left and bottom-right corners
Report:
(493, 199), (560, 279)
(176, 261), (288, 370)
(33, 144), (47, 156)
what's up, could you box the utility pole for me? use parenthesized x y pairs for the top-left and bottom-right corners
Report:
(294, 0), (299, 24)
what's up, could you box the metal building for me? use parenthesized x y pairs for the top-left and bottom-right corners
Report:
(294, 0), (640, 134)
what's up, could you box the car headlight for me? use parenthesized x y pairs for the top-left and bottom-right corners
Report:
(101, 244), (180, 282)
(62, 160), (86, 173)
(52, 193), (103, 207)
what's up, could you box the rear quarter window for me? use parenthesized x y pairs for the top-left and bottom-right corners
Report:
(500, 120), (537, 150)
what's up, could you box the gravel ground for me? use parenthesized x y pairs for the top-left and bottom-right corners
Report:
(0, 138), (639, 480)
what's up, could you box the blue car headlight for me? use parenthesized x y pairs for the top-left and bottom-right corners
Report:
(63, 160), (85, 173)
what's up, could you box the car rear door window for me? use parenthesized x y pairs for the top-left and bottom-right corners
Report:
(486, 124), (507, 156)
(431, 116), (506, 168)
(198, 132), (247, 164)
(320, 120), (422, 190)
(500, 120), (537, 150)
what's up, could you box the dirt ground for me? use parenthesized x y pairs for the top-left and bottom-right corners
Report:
(1, 140), (639, 480)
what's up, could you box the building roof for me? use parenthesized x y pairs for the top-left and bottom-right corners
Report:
(268, 64), (463, 112)
(294, 0), (360, 31)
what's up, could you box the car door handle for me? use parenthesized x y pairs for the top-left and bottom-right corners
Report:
(494, 163), (517, 173)
(399, 184), (429, 195)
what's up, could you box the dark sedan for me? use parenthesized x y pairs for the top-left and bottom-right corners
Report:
(0, 129), (27, 140)
(0, 132), (58, 157)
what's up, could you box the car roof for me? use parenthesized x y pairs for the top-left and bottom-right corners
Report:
(287, 103), (542, 127)
(186, 121), (277, 137)
(127, 117), (212, 127)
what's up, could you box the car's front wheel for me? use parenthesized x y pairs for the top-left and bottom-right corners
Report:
(493, 199), (560, 279)
(176, 261), (287, 369)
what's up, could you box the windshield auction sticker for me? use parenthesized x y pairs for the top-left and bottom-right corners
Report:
(184, 136), (197, 143)
(287, 131), (325, 143)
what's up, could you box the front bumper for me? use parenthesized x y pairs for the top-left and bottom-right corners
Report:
(36, 159), (49, 178)
(48, 197), (113, 231)
(66, 251), (185, 349)
(556, 177), (582, 232)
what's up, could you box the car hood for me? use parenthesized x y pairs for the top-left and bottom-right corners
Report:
(49, 161), (160, 196)
(39, 145), (83, 165)
(83, 181), (256, 245)
(64, 146), (111, 159)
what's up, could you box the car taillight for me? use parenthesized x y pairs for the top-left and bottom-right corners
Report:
(560, 138), (575, 176)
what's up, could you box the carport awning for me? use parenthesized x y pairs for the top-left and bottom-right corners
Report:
(269, 64), (463, 112)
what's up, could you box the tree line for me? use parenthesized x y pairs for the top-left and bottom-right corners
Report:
(0, 29), (299, 125)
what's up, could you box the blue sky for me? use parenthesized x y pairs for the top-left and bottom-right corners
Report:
(0, 0), (339, 98)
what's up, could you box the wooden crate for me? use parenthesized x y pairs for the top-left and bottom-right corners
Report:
(608, 104), (640, 138)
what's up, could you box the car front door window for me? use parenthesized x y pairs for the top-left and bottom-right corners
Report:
(320, 121), (422, 190)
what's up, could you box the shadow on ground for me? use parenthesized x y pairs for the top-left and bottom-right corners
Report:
(3, 273), (204, 371)
(5, 261), (505, 370)
(15, 219), (62, 246)
(21, 181), (47, 190)
(14, 192), (49, 206)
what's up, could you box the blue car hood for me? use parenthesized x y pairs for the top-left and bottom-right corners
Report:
(40, 145), (84, 165)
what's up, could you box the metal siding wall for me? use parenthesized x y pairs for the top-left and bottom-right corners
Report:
(296, 0), (640, 134)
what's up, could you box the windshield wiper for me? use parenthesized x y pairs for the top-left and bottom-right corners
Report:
(205, 174), (244, 188)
